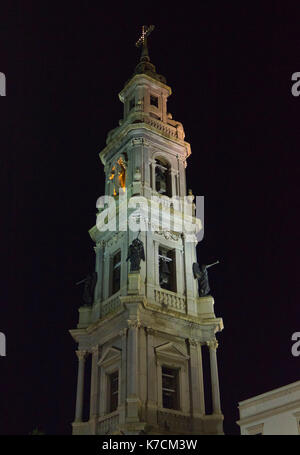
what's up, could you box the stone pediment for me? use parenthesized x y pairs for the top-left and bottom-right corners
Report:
(98, 347), (121, 367)
(155, 342), (189, 362)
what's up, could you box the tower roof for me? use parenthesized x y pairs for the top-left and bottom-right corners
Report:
(127, 25), (167, 86)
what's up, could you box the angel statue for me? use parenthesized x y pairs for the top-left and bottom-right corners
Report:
(193, 261), (219, 296)
(126, 235), (145, 272)
(76, 272), (97, 306)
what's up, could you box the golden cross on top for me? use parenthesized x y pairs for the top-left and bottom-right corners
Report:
(135, 25), (155, 48)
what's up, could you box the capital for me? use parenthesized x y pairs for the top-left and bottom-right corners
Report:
(75, 350), (88, 361)
(91, 345), (99, 355)
(94, 240), (105, 251)
(119, 328), (128, 337)
(207, 340), (218, 350)
(127, 319), (141, 329)
(189, 338), (199, 347)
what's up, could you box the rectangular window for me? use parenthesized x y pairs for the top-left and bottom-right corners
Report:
(111, 251), (121, 295)
(109, 371), (119, 412)
(162, 367), (179, 410)
(159, 247), (176, 292)
(150, 94), (158, 107)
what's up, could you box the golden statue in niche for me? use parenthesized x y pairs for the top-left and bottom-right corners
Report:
(108, 157), (126, 196)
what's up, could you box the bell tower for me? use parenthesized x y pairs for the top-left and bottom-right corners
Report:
(70, 26), (224, 435)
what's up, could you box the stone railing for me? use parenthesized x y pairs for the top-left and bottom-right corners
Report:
(145, 116), (179, 139)
(101, 294), (121, 317)
(157, 410), (191, 432)
(98, 412), (119, 434)
(155, 288), (186, 312)
(106, 111), (184, 145)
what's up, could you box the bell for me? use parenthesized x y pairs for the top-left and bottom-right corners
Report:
(160, 259), (170, 286)
(158, 179), (166, 194)
(162, 260), (169, 274)
(156, 166), (167, 194)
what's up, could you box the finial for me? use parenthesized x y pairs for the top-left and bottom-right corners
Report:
(135, 25), (155, 62)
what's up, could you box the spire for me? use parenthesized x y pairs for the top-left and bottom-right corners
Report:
(133, 25), (166, 85)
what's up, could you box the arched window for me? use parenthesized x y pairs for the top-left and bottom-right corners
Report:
(155, 158), (171, 197)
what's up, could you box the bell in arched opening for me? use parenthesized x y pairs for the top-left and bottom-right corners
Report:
(155, 158), (171, 196)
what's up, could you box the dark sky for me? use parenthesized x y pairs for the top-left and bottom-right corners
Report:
(0, 1), (299, 435)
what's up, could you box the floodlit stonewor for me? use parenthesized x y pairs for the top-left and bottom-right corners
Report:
(70, 25), (224, 435)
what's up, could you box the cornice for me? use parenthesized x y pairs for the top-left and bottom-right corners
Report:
(100, 122), (190, 165)
(143, 299), (223, 331)
(239, 381), (300, 409)
(119, 73), (172, 101)
(237, 399), (300, 427)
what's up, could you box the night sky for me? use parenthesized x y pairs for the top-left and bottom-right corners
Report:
(0, 2), (299, 435)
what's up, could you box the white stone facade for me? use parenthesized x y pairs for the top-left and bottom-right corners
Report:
(237, 381), (300, 435)
(70, 49), (224, 435)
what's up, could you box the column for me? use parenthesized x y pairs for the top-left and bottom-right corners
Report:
(103, 250), (110, 300)
(75, 350), (88, 422)
(127, 320), (139, 397)
(189, 339), (205, 417)
(161, 94), (167, 123)
(139, 326), (147, 421)
(207, 340), (222, 414)
(146, 231), (155, 301)
(175, 248), (184, 295)
(151, 160), (156, 192)
(126, 320), (140, 422)
(148, 158), (154, 192)
(146, 327), (157, 425)
(94, 243), (104, 301)
(89, 346), (99, 419)
(170, 169), (177, 198)
(178, 159), (186, 197)
(119, 328), (128, 424)
(94, 243), (104, 320)
(121, 239), (128, 296)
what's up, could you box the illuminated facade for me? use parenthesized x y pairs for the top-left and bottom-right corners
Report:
(70, 26), (224, 435)
(238, 381), (300, 435)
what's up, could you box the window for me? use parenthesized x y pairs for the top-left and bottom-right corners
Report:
(162, 367), (179, 410)
(159, 247), (176, 292)
(129, 98), (135, 110)
(150, 94), (158, 107)
(98, 347), (121, 416)
(111, 251), (121, 295)
(108, 371), (119, 412)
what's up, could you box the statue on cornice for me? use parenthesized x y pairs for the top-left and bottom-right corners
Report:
(76, 272), (97, 306)
(127, 235), (145, 271)
(193, 261), (219, 296)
